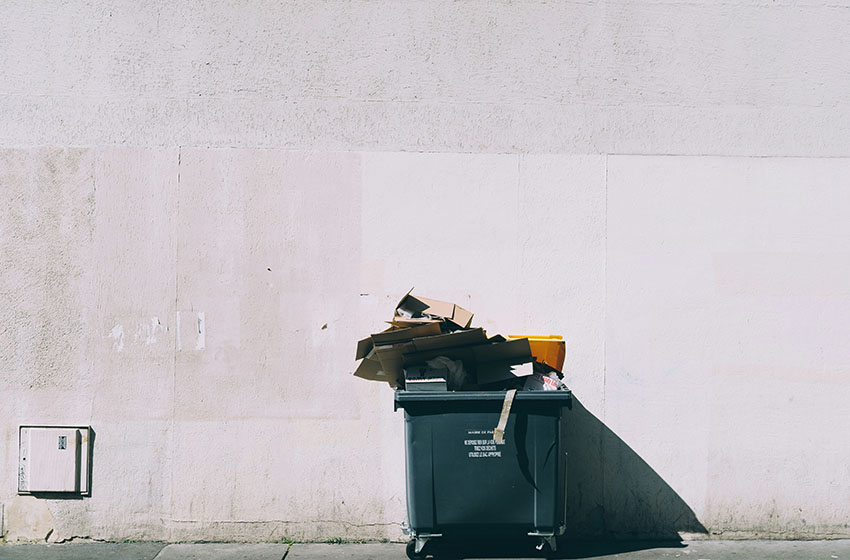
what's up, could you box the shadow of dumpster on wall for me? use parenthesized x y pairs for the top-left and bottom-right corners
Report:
(563, 397), (707, 540)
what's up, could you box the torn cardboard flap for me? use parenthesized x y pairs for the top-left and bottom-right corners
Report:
(373, 341), (417, 386)
(356, 325), (401, 360)
(356, 336), (374, 360)
(353, 348), (397, 387)
(394, 290), (474, 329)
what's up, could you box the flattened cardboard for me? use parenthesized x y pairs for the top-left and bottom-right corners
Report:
(411, 328), (487, 352)
(387, 318), (443, 328)
(370, 322), (442, 345)
(477, 361), (534, 386)
(472, 337), (531, 364)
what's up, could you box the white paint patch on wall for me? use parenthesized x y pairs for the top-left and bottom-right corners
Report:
(108, 325), (124, 352)
(106, 318), (170, 351)
(136, 316), (164, 346)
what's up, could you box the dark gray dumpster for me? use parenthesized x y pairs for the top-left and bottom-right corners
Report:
(394, 389), (572, 558)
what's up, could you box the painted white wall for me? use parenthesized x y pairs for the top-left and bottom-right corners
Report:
(1, 0), (849, 543)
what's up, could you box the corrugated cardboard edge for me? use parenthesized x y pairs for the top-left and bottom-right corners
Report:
(370, 321), (442, 345)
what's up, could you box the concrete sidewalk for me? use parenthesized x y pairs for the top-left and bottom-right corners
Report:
(1, 540), (850, 559)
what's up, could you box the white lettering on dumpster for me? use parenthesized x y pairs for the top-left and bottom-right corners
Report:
(465, 430), (504, 458)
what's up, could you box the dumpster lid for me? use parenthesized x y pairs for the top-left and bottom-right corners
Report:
(394, 389), (572, 410)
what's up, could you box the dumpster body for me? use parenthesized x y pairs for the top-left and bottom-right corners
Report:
(394, 390), (571, 557)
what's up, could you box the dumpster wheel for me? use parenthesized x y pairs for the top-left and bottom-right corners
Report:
(405, 540), (423, 559)
(406, 538), (460, 560)
(529, 531), (558, 557)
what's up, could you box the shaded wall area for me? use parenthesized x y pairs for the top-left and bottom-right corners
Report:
(564, 398), (706, 539)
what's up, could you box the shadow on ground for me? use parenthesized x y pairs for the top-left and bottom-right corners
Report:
(426, 537), (686, 559)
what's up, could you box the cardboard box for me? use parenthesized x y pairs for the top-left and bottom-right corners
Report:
(373, 328), (488, 385)
(394, 289), (473, 329)
(401, 336), (532, 376)
(355, 315), (444, 361)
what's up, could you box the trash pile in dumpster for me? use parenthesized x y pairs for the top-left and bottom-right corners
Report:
(353, 290), (568, 393)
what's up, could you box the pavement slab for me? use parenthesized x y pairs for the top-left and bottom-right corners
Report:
(154, 543), (289, 560)
(600, 540), (850, 560)
(0, 542), (166, 560)
(286, 543), (404, 559)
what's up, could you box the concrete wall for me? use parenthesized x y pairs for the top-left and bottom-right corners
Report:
(1, 0), (849, 543)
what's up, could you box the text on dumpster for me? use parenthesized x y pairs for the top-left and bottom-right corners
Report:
(464, 429), (505, 458)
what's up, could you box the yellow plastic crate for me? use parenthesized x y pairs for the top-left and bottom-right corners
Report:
(506, 334), (565, 371)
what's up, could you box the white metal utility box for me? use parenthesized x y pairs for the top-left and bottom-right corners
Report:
(18, 426), (92, 495)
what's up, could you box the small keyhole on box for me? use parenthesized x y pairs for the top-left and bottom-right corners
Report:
(58, 436), (67, 450)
